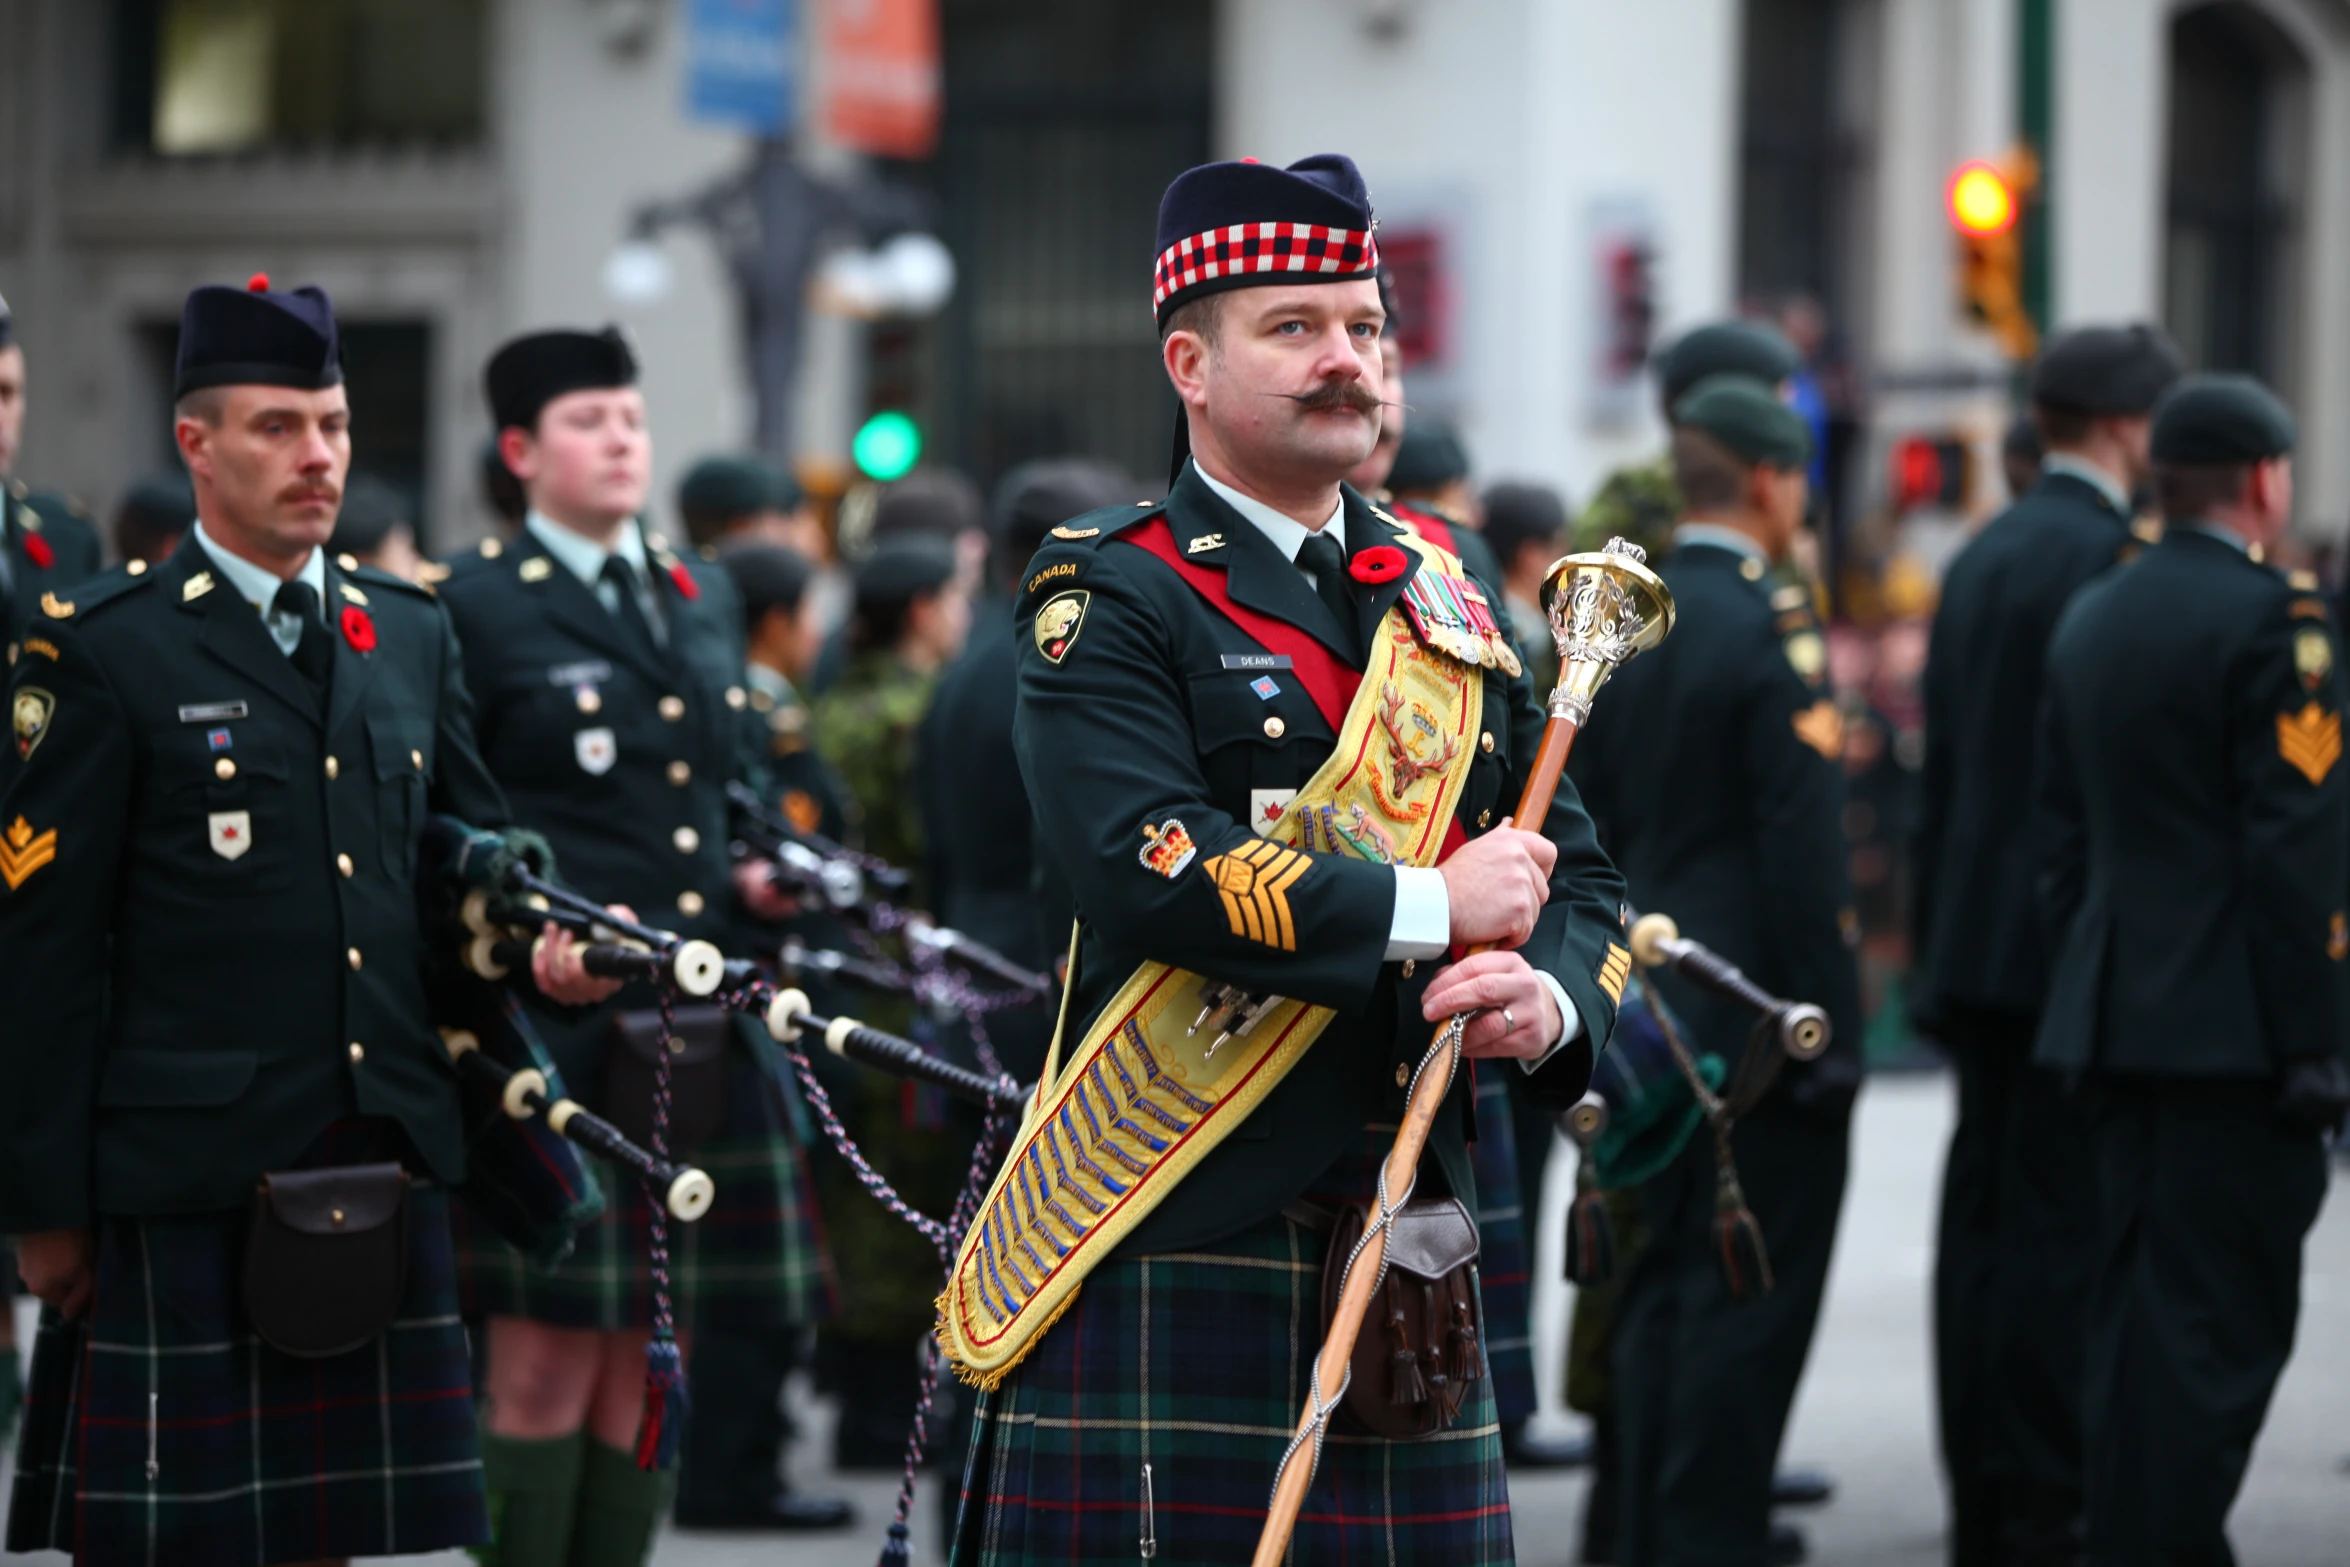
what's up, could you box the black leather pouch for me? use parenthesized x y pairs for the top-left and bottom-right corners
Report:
(603, 1005), (729, 1157)
(1320, 1196), (1484, 1439)
(242, 1163), (411, 1358)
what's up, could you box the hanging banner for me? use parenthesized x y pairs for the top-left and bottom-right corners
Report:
(822, 0), (940, 158)
(685, 0), (798, 135)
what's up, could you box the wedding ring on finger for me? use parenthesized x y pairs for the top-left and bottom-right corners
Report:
(1501, 1006), (1517, 1035)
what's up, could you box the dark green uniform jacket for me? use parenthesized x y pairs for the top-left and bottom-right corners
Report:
(0, 540), (511, 1229)
(436, 528), (763, 1075)
(2035, 527), (2350, 1077)
(1914, 470), (2136, 1023)
(1568, 537), (1864, 1084)
(1012, 467), (1625, 1254)
(3, 481), (104, 791)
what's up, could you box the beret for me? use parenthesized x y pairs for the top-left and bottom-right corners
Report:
(854, 537), (957, 608)
(677, 455), (787, 522)
(175, 275), (342, 398)
(114, 470), (195, 539)
(2002, 411), (2044, 463)
(2150, 373), (2296, 465)
(1480, 481), (1569, 564)
(1673, 374), (1812, 469)
(1388, 423), (1470, 492)
(719, 541), (815, 620)
(990, 457), (1141, 545)
(2029, 323), (2183, 416)
(485, 327), (637, 432)
(1153, 154), (1379, 325)
(1655, 321), (1799, 405)
(329, 472), (412, 557)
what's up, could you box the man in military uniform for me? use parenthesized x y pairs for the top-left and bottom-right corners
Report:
(437, 329), (840, 1561)
(0, 290), (105, 788)
(1913, 323), (2182, 1567)
(1574, 320), (1800, 562)
(2036, 374), (2350, 1567)
(943, 153), (1626, 1564)
(0, 276), (617, 1565)
(1569, 376), (1864, 1567)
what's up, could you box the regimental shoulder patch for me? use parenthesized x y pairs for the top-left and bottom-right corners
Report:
(1023, 557), (1086, 600)
(2294, 625), (2335, 690)
(0, 815), (57, 890)
(1202, 838), (1311, 951)
(2329, 911), (2347, 962)
(2278, 702), (2342, 785)
(1792, 698), (1844, 760)
(1783, 629), (1826, 685)
(12, 687), (54, 761)
(1596, 942), (1632, 1006)
(1137, 818), (1197, 878)
(21, 637), (58, 662)
(1033, 590), (1089, 665)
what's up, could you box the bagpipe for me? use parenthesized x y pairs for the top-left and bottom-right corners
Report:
(1558, 909), (1836, 1304)
(420, 810), (1038, 1559)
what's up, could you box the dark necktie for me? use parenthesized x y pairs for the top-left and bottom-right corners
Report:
(600, 556), (663, 664)
(1296, 529), (1357, 650)
(273, 579), (335, 692)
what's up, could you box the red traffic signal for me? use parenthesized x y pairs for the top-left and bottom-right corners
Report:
(1891, 434), (1971, 512)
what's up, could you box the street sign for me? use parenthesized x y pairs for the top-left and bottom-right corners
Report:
(685, 0), (797, 136)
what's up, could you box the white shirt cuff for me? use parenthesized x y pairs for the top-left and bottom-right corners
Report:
(1385, 866), (1451, 960)
(1519, 971), (1584, 1072)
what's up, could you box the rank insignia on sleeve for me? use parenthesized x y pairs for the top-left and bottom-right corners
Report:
(2329, 911), (2347, 962)
(1034, 590), (1089, 665)
(2294, 626), (2334, 690)
(1792, 699), (1844, 760)
(1137, 818), (1197, 879)
(1202, 839), (1311, 951)
(2277, 702), (2342, 785)
(1596, 942), (1632, 1006)
(0, 816), (57, 889)
(206, 810), (251, 862)
(13, 687), (54, 760)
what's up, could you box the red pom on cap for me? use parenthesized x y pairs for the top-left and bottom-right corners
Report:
(246, 272), (271, 293)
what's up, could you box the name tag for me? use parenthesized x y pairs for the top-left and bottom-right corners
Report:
(1219, 653), (1294, 671)
(178, 701), (250, 723)
(548, 660), (614, 687)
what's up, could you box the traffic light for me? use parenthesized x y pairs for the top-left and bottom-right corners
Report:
(1889, 433), (1971, 513)
(1948, 151), (2039, 360)
(852, 410), (923, 482)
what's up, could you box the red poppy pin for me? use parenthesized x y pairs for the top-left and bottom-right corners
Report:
(668, 561), (701, 601)
(21, 532), (54, 570)
(1350, 544), (1409, 585)
(340, 604), (377, 653)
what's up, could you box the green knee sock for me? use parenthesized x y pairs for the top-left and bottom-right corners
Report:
(475, 1428), (588, 1567)
(566, 1439), (675, 1567)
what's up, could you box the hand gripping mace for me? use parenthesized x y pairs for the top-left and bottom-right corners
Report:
(1252, 540), (1674, 1566)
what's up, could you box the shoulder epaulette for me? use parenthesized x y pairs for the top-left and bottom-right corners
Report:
(38, 560), (155, 623)
(439, 537), (514, 580)
(344, 561), (439, 601)
(1046, 500), (1161, 548)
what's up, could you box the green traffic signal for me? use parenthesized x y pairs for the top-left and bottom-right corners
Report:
(853, 411), (923, 481)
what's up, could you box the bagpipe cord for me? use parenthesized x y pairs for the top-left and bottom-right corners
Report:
(632, 990), (689, 1469)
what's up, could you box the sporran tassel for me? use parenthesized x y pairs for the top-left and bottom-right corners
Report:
(1447, 1298), (1481, 1384)
(1563, 1185), (1617, 1286)
(1712, 1160), (1774, 1302)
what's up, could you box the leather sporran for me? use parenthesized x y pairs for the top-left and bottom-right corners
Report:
(1319, 1196), (1484, 1439)
(603, 1006), (729, 1157)
(242, 1163), (411, 1358)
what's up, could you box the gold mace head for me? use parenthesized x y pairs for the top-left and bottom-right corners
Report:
(1538, 537), (1676, 726)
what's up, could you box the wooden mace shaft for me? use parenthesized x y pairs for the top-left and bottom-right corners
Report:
(1250, 707), (1584, 1567)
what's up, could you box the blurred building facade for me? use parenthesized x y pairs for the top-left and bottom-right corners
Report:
(2, 0), (2346, 552)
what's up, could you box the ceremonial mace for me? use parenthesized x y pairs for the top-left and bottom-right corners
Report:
(1253, 540), (1674, 1566)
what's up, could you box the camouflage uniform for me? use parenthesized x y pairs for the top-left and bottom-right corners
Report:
(1573, 455), (1681, 563)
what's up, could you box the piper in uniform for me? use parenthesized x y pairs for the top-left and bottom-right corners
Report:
(1567, 376), (1864, 1567)
(940, 153), (1627, 1564)
(0, 276), (618, 1566)
(2035, 374), (2350, 1567)
(436, 329), (835, 1566)
(0, 288), (105, 792)
(1913, 322), (2181, 1567)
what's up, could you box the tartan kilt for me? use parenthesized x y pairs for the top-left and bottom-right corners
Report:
(5, 1185), (486, 1567)
(1469, 1064), (1537, 1425)
(451, 1045), (834, 1332)
(950, 1137), (1514, 1566)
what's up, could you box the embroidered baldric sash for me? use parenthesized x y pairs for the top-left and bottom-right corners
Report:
(939, 520), (1485, 1388)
